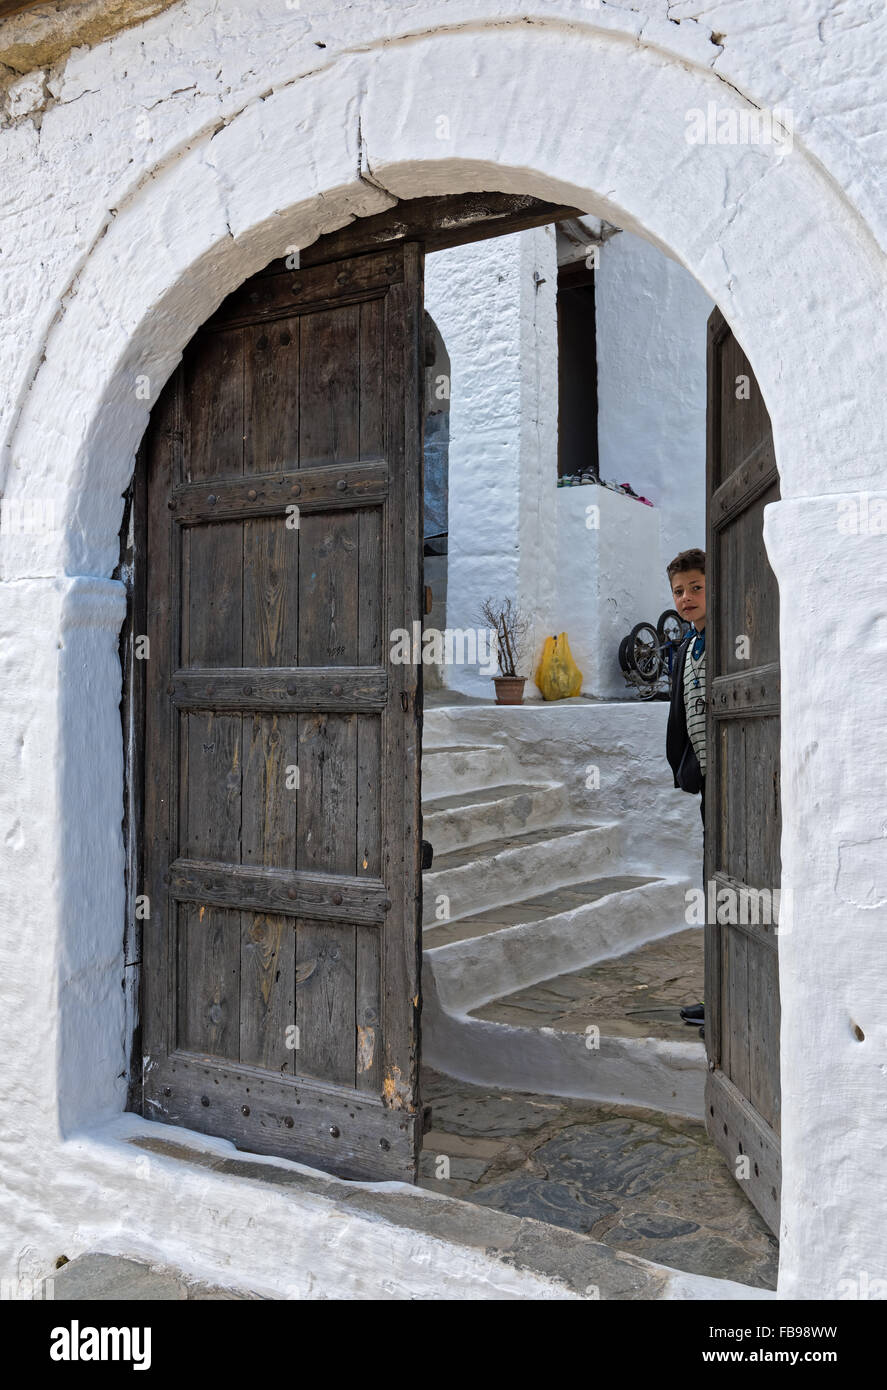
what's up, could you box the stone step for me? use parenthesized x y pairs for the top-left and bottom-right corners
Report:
(471, 925), (704, 1039)
(422, 779), (570, 855)
(425, 875), (692, 1012)
(422, 925), (706, 1119)
(421, 742), (511, 799)
(421, 821), (619, 927)
(43, 1252), (266, 1300)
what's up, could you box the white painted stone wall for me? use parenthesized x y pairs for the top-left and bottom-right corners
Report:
(557, 483), (675, 699)
(425, 225), (559, 697)
(596, 228), (712, 570)
(0, 0), (885, 1303)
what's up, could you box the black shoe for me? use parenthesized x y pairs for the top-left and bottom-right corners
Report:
(680, 1003), (704, 1023)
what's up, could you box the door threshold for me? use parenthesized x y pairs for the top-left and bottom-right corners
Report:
(110, 1122), (774, 1300)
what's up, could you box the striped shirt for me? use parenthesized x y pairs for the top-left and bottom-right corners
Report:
(683, 633), (706, 775)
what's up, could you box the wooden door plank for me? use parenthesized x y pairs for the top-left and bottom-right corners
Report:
(168, 857), (389, 921)
(355, 924), (382, 1093)
(298, 302), (360, 463)
(184, 330), (244, 482)
(356, 299), (386, 889)
(176, 903), (241, 1060)
(181, 712), (242, 861)
(377, 243), (423, 1127)
(239, 910), (295, 1073)
(295, 918), (357, 1087)
(170, 667), (387, 712)
(706, 1068), (781, 1235)
(172, 460), (389, 522)
(146, 1055), (416, 1181)
(142, 370), (179, 1068)
(244, 320), (301, 474)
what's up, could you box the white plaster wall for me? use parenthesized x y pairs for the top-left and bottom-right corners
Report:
(0, 0), (884, 1303)
(517, 224), (560, 691)
(425, 225), (558, 696)
(596, 228), (712, 570)
(557, 484), (676, 699)
(424, 235), (522, 696)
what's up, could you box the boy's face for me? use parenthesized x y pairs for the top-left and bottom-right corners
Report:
(670, 568), (706, 630)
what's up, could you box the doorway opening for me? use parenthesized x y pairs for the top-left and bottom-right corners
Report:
(121, 191), (781, 1291)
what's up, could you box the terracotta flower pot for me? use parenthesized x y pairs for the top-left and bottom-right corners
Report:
(493, 675), (526, 705)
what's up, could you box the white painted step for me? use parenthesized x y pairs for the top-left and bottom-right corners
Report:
(421, 821), (619, 927)
(422, 779), (570, 856)
(425, 875), (693, 1013)
(420, 742), (511, 799)
(422, 915), (706, 1121)
(423, 965), (706, 1120)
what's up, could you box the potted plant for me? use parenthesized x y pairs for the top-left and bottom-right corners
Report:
(478, 596), (531, 704)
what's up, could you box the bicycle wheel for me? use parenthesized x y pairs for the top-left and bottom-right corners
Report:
(657, 608), (689, 644)
(618, 635), (632, 674)
(627, 622), (662, 683)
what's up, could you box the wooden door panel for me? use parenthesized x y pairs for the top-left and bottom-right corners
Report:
(242, 514), (300, 666)
(185, 522), (245, 664)
(176, 903), (241, 1059)
(705, 306), (782, 1234)
(744, 714), (780, 886)
(716, 331), (770, 488)
(714, 497), (780, 675)
(184, 328), (244, 480)
(239, 910), (295, 1072)
(140, 244), (424, 1181)
(243, 323), (301, 471)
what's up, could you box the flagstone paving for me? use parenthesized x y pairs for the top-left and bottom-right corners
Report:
(419, 1067), (779, 1290)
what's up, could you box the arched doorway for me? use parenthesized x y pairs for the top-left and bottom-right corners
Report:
(123, 196), (780, 1275)
(7, 13), (883, 1298)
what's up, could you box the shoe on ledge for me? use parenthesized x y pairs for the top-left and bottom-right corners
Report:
(680, 1002), (704, 1024)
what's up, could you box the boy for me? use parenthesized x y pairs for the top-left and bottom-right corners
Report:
(664, 548), (706, 1034)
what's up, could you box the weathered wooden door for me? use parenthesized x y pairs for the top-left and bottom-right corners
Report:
(705, 307), (782, 1233)
(139, 244), (425, 1181)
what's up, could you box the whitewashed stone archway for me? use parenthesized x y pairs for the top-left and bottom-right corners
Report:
(1, 3), (885, 1301)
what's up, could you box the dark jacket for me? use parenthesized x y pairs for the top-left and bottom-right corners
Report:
(666, 631), (703, 794)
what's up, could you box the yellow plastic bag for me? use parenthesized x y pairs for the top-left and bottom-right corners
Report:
(534, 632), (582, 700)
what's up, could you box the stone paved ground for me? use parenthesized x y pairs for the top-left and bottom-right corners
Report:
(418, 1067), (778, 1290)
(47, 1253), (264, 1299)
(470, 926), (705, 1042)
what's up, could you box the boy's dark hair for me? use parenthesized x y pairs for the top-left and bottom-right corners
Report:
(667, 548), (706, 583)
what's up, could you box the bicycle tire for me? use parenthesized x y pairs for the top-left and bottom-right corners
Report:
(627, 621), (662, 683)
(657, 608), (689, 644)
